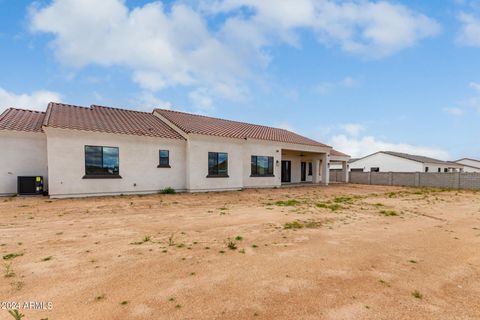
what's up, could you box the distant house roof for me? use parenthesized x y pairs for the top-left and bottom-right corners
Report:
(0, 108), (46, 133)
(43, 103), (185, 139)
(455, 157), (480, 163)
(155, 108), (329, 148)
(353, 151), (462, 167)
(331, 149), (350, 157)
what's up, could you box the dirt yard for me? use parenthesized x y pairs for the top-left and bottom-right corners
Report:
(0, 185), (479, 320)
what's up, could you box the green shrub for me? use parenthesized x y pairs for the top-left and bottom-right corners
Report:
(159, 187), (176, 194)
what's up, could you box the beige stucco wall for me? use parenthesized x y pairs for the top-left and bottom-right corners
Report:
(44, 128), (187, 198)
(242, 139), (282, 188)
(185, 134), (330, 191)
(187, 135), (285, 191)
(186, 135), (244, 191)
(0, 130), (48, 195)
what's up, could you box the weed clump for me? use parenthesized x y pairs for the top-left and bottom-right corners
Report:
(275, 199), (301, 207)
(226, 239), (237, 250)
(3, 253), (23, 261)
(130, 235), (152, 245)
(380, 210), (399, 216)
(159, 187), (176, 194)
(283, 221), (304, 229)
(316, 202), (343, 212)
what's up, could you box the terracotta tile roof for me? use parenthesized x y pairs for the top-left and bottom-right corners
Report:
(155, 109), (329, 148)
(331, 149), (350, 157)
(42, 103), (185, 139)
(0, 108), (46, 132)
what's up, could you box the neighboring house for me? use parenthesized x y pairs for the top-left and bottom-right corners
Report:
(454, 158), (480, 173)
(328, 149), (351, 182)
(0, 103), (350, 198)
(349, 151), (464, 173)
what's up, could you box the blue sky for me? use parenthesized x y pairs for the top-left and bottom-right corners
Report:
(1, 0), (480, 159)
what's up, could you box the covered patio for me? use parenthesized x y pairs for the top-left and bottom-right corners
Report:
(280, 149), (329, 185)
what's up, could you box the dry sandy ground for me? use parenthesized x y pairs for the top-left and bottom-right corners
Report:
(0, 184), (479, 320)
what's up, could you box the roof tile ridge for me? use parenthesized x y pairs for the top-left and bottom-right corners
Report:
(157, 108), (293, 131)
(91, 104), (151, 114)
(0, 108), (12, 123)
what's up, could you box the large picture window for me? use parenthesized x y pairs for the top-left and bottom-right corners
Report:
(251, 156), (274, 177)
(84, 146), (120, 178)
(208, 152), (228, 177)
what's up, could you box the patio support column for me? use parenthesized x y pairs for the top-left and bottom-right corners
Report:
(321, 153), (329, 185)
(342, 161), (349, 183)
(312, 158), (320, 184)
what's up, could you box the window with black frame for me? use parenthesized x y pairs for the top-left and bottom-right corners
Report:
(208, 152), (228, 177)
(308, 162), (313, 176)
(158, 150), (170, 167)
(251, 156), (274, 177)
(84, 146), (120, 178)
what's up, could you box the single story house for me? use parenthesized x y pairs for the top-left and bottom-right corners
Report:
(349, 151), (464, 173)
(454, 158), (480, 173)
(0, 102), (350, 198)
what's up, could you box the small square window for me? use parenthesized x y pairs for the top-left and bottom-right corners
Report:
(158, 150), (170, 168)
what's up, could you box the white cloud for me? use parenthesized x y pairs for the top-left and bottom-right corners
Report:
(444, 82), (480, 115)
(135, 92), (172, 111)
(272, 122), (296, 132)
(189, 87), (213, 110)
(457, 12), (480, 47)
(340, 123), (365, 136)
(29, 0), (440, 107)
(0, 87), (61, 113)
(205, 0), (440, 58)
(470, 81), (480, 91)
(331, 134), (449, 160)
(443, 107), (465, 116)
(30, 0), (250, 103)
(315, 76), (359, 95)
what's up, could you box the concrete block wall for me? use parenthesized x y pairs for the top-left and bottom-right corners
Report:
(350, 171), (370, 184)
(459, 173), (480, 189)
(419, 173), (457, 189)
(349, 172), (480, 190)
(330, 169), (346, 183)
(391, 173), (416, 187)
(371, 172), (390, 185)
